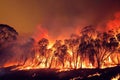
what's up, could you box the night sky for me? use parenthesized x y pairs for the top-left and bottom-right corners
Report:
(0, 0), (120, 38)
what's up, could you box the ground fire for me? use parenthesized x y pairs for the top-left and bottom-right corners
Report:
(0, 12), (120, 80)
(1, 24), (120, 70)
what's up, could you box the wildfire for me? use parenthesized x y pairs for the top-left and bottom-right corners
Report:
(1, 12), (120, 72)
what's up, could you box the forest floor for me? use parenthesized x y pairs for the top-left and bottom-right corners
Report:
(0, 65), (120, 80)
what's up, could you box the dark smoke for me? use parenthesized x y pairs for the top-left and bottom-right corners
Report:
(0, 37), (35, 66)
(38, 0), (120, 38)
(0, 24), (35, 67)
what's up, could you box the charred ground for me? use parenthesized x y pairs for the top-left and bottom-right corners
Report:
(0, 65), (120, 80)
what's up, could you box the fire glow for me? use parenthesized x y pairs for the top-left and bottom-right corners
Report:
(1, 12), (120, 72)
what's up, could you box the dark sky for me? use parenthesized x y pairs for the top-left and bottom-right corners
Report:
(0, 0), (120, 38)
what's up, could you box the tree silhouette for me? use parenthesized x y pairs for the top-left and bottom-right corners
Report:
(78, 26), (119, 68)
(0, 24), (18, 45)
(77, 26), (96, 68)
(38, 38), (49, 67)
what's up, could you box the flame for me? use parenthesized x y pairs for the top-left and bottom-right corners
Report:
(2, 12), (120, 72)
(32, 25), (49, 42)
(107, 12), (120, 32)
(111, 74), (120, 80)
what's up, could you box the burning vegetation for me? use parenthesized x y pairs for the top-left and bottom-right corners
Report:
(0, 12), (120, 80)
(18, 25), (120, 70)
(1, 19), (120, 71)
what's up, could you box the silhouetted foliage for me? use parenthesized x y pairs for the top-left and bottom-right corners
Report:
(25, 25), (120, 69)
(78, 26), (119, 68)
(0, 24), (18, 45)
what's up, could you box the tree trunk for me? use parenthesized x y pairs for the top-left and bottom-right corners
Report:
(49, 56), (53, 68)
(76, 52), (79, 69)
(80, 56), (83, 68)
(45, 58), (48, 68)
(97, 59), (101, 69)
(70, 58), (72, 68)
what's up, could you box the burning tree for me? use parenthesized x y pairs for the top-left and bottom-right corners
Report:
(77, 26), (97, 68)
(16, 25), (120, 70)
(78, 26), (119, 68)
(52, 40), (67, 68)
(64, 37), (80, 68)
(37, 38), (49, 67)
(1, 24), (120, 71)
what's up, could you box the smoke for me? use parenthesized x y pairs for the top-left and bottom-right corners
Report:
(1, 0), (120, 39)
(1, 0), (120, 67)
(106, 12), (120, 30)
(37, 0), (120, 39)
(0, 37), (35, 67)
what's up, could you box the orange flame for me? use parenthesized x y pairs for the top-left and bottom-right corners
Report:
(107, 12), (120, 32)
(2, 12), (120, 72)
(32, 25), (49, 42)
